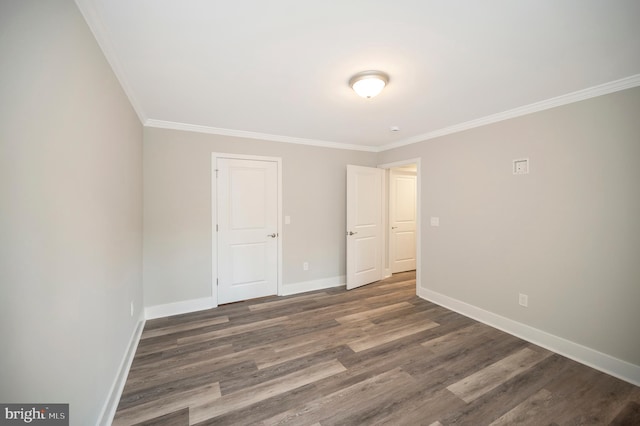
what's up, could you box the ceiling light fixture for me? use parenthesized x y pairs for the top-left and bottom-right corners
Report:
(349, 70), (389, 99)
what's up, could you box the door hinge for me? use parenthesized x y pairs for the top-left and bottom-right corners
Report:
(214, 168), (219, 177)
(216, 224), (219, 232)
(216, 278), (219, 286)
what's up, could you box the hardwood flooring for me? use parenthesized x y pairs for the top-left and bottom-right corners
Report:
(114, 272), (640, 425)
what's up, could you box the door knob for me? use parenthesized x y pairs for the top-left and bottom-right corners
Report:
(347, 231), (358, 236)
(267, 233), (278, 238)
(391, 226), (398, 229)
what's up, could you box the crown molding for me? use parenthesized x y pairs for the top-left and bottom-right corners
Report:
(147, 74), (640, 153)
(144, 119), (377, 152)
(379, 73), (640, 152)
(74, 0), (147, 124)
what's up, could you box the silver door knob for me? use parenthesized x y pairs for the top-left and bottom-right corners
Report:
(347, 231), (358, 236)
(267, 233), (277, 238)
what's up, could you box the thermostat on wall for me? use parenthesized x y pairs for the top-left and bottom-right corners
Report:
(513, 158), (529, 175)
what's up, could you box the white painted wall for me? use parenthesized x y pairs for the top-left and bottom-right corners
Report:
(143, 127), (376, 307)
(378, 87), (640, 368)
(0, 1), (143, 424)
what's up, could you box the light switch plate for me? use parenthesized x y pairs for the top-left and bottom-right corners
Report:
(284, 215), (291, 225)
(430, 217), (440, 227)
(513, 158), (529, 175)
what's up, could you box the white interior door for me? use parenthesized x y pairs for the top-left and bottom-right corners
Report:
(390, 169), (417, 273)
(217, 158), (278, 304)
(346, 165), (384, 290)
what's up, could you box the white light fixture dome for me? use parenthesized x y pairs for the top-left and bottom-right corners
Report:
(349, 71), (389, 98)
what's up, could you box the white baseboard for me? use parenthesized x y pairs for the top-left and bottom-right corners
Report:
(418, 287), (640, 387)
(144, 278), (345, 319)
(281, 275), (345, 296)
(98, 317), (145, 426)
(145, 297), (216, 320)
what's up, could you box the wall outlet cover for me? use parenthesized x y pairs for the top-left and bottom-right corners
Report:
(513, 158), (529, 175)
(518, 293), (528, 307)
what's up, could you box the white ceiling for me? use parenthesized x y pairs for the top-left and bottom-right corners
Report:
(77, 0), (640, 151)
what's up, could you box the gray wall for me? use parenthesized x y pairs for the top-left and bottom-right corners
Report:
(0, 1), (143, 425)
(143, 128), (376, 306)
(3, 1), (637, 421)
(378, 87), (640, 366)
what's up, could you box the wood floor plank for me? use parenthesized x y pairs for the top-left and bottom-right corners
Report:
(255, 323), (366, 369)
(438, 353), (571, 425)
(347, 319), (439, 352)
(437, 332), (529, 383)
(129, 344), (234, 375)
(488, 388), (553, 425)
(123, 348), (264, 394)
(421, 322), (492, 354)
(335, 301), (413, 323)
(248, 292), (327, 312)
(229, 318), (340, 354)
(374, 388), (467, 426)
(543, 366), (638, 425)
(610, 401), (640, 425)
(133, 338), (178, 357)
(131, 408), (189, 426)
(176, 316), (290, 345)
(114, 272), (640, 425)
(113, 383), (220, 426)
(446, 347), (552, 403)
(188, 359), (346, 424)
(262, 368), (416, 425)
(285, 298), (385, 324)
(140, 316), (229, 340)
(219, 345), (354, 396)
(118, 364), (253, 413)
(362, 289), (416, 306)
(330, 335), (440, 386)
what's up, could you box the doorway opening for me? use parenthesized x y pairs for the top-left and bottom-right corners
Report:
(380, 159), (421, 294)
(345, 159), (421, 293)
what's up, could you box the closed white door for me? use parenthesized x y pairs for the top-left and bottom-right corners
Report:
(346, 165), (384, 290)
(390, 169), (417, 273)
(216, 158), (278, 304)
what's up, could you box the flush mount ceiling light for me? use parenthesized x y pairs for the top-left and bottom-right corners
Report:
(349, 70), (389, 98)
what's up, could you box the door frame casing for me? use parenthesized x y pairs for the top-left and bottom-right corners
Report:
(378, 158), (422, 294)
(211, 153), (283, 308)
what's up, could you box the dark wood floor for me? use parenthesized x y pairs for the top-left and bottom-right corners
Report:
(114, 272), (640, 425)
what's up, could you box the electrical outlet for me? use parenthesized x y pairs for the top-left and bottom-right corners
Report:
(518, 293), (528, 307)
(303, 262), (309, 271)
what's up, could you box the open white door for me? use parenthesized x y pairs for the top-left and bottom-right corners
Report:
(346, 165), (384, 290)
(390, 168), (417, 273)
(216, 158), (278, 304)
